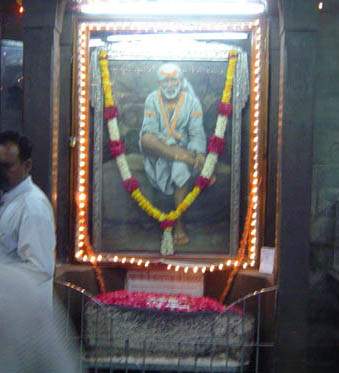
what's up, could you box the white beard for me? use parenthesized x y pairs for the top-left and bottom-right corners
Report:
(161, 82), (182, 100)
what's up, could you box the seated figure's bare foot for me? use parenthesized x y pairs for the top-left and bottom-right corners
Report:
(174, 221), (190, 246)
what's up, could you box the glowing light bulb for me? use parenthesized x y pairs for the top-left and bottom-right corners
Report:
(75, 250), (83, 258)
(79, 193), (87, 201)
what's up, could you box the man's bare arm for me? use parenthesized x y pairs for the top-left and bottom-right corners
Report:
(140, 133), (196, 167)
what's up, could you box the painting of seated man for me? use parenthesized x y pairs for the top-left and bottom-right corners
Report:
(90, 53), (248, 256)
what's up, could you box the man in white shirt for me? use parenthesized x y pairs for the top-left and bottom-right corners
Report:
(0, 131), (55, 307)
(0, 264), (79, 372)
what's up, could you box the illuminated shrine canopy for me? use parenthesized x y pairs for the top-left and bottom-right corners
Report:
(76, 0), (267, 16)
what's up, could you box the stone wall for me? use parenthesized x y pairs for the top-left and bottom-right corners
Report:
(311, 3), (339, 252)
(308, 3), (339, 370)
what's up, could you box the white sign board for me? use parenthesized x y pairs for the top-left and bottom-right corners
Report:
(126, 270), (204, 296)
(259, 247), (275, 275)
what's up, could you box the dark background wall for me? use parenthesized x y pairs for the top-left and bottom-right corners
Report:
(0, 2), (24, 133)
(308, 2), (339, 371)
(0, 1), (23, 41)
(310, 1), (339, 269)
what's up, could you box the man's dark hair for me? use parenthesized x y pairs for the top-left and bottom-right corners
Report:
(0, 131), (33, 161)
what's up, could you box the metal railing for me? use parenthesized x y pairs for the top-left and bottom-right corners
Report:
(54, 281), (277, 373)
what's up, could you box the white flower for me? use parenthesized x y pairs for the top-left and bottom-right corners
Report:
(116, 154), (131, 180)
(108, 118), (120, 140)
(214, 115), (228, 138)
(160, 228), (174, 256)
(201, 153), (218, 178)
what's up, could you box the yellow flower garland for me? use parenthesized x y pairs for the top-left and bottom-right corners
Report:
(98, 49), (237, 230)
(221, 50), (238, 103)
(98, 51), (115, 107)
(130, 185), (201, 223)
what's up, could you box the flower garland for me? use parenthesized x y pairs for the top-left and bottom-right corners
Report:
(98, 49), (238, 255)
(95, 290), (227, 313)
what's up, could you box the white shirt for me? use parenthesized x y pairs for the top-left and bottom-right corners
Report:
(0, 176), (56, 304)
(0, 264), (78, 372)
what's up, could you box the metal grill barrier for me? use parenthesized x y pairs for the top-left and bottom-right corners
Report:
(54, 281), (277, 373)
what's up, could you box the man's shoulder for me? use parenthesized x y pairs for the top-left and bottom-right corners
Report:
(145, 90), (158, 103)
(185, 89), (201, 105)
(21, 182), (53, 213)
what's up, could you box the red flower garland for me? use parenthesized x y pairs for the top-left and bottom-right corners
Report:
(123, 177), (139, 193)
(109, 140), (125, 158)
(160, 220), (176, 230)
(207, 135), (225, 155)
(104, 106), (119, 120)
(218, 102), (232, 117)
(95, 290), (227, 313)
(195, 176), (211, 191)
